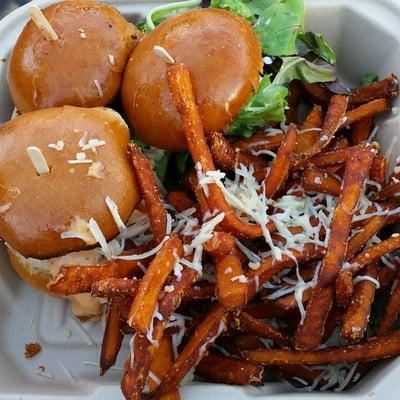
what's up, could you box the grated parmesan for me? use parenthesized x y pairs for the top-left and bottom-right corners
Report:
(48, 140), (64, 151)
(26, 146), (50, 175)
(153, 45), (175, 64)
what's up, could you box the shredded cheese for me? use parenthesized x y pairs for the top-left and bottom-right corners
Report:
(28, 5), (58, 41)
(153, 45), (175, 64)
(353, 275), (380, 289)
(48, 140), (64, 151)
(26, 146), (50, 175)
(105, 196), (126, 233)
(87, 161), (105, 179)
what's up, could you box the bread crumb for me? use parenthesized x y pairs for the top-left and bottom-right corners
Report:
(25, 343), (42, 358)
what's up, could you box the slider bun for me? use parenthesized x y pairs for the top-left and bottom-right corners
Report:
(121, 8), (263, 151)
(0, 106), (141, 259)
(8, 0), (141, 113)
(8, 246), (104, 320)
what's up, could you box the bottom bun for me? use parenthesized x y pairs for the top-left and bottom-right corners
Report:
(7, 246), (104, 321)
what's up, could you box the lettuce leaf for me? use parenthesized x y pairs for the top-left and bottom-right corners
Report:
(210, 0), (304, 56)
(210, 0), (254, 20)
(297, 32), (336, 64)
(360, 72), (379, 87)
(252, 0), (304, 56)
(273, 56), (336, 85)
(228, 75), (288, 137)
(131, 136), (171, 183)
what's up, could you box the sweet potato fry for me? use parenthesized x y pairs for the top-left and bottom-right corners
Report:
(300, 104), (324, 130)
(122, 266), (198, 398)
(286, 80), (303, 124)
(294, 95), (348, 164)
(185, 170), (212, 217)
(344, 234), (400, 277)
(48, 259), (141, 295)
(243, 301), (292, 319)
(377, 265), (397, 291)
(121, 334), (153, 400)
(369, 155), (387, 187)
(335, 214), (386, 307)
(196, 352), (264, 386)
(335, 268), (354, 308)
(296, 148), (374, 350)
(100, 306), (124, 376)
(341, 263), (378, 342)
(297, 143), (379, 170)
(322, 306), (344, 342)
(346, 215), (388, 259)
(215, 254), (248, 309)
(110, 296), (132, 322)
(278, 364), (328, 387)
(246, 244), (326, 299)
(204, 231), (242, 259)
(183, 281), (215, 303)
(166, 191), (198, 214)
(377, 282), (400, 336)
(302, 83), (330, 103)
(340, 99), (389, 128)
(235, 132), (283, 154)
(295, 105), (323, 154)
(129, 144), (167, 244)
(152, 266), (199, 342)
(153, 304), (230, 397)
(244, 330), (400, 365)
(352, 117), (374, 145)
(373, 182), (400, 202)
(301, 166), (341, 196)
(148, 336), (180, 399)
(128, 234), (183, 332)
(209, 132), (267, 182)
(235, 311), (293, 347)
(167, 63), (272, 239)
(92, 277), (140, 298)
(233, 334), (267, 352)
(273, 287), (312, 311)
(265, 123), (298, 198)
(349, 74), (398, 104)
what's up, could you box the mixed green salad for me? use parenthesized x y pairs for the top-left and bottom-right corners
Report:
(133, 0), (377, 184)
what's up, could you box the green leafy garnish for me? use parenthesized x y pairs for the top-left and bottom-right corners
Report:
(175, 152), (191, 174)
(252, 0), (304, 56)
(131, 136), (171, 183)
(154, 151), (171, 183)
(210, 0), (304, 56)
(273, 56), (336, 85)
(228, 75), (288, 137)
(360, 72), (379, 87)
(297, 32), (336, 64)
(210, 0), (254, 20)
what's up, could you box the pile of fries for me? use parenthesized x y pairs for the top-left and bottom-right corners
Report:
(48, 65), (400, 397)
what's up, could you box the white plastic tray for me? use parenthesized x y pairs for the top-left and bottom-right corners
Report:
(0, 0), (400, 399)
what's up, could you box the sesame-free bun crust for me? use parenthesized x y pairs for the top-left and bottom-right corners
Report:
(7, 246), (103, 319)
(8, 246), (52, 293)
(121, 8), (263, 151)
(7, 0), (140, 112)
(0, 106), (141, 259)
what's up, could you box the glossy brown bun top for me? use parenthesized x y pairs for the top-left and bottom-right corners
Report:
(121, 8), (263, 152)
(7, 0), (141, 113)
(0, 106), (141, 259)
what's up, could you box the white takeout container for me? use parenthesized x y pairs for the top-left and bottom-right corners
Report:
(0, 0), (400, 398)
